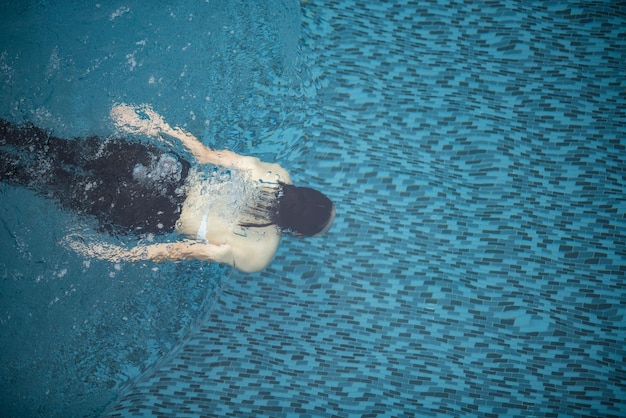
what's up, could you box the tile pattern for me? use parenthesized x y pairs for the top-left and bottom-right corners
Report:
(107, 0), (625, 416)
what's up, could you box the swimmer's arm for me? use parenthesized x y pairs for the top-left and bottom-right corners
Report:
(158, 126), (290, 181)
(67, 239), (234, 267)
(134, 241), (277, 273)
(131, 241), (234, 265)
(111, 104), (251, 169)
(161, 129), (292, 183)
(110, 103), (291, 182)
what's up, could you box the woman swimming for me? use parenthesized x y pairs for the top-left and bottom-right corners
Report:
(0, 104), (335, 273)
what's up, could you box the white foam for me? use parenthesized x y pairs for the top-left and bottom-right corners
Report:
(110, 6), (130, 21)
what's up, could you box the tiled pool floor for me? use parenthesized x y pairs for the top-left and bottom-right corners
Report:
(106, 1), (625, 417)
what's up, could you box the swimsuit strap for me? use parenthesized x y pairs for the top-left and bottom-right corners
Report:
(197, 205), (210, 241)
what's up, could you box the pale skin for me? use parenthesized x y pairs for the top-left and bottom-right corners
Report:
(68, 103), (297, 273)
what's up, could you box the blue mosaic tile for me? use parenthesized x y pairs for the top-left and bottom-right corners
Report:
(106, 0), (625, 417)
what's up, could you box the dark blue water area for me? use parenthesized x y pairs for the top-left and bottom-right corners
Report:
(0, 0), (307, 416)
(0, 186), (229, 416)
(0, 0), (305, 150)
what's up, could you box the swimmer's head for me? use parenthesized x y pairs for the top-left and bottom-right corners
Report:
(277, 184), (335, 237)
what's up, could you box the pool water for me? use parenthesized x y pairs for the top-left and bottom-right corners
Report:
(1, 0), (625, 417)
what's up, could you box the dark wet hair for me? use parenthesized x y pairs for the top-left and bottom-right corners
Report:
(276, 184), (334, 236)
(241, 183), (334, 237)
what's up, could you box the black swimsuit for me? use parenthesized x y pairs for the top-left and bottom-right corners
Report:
(0, 118), (190, 236)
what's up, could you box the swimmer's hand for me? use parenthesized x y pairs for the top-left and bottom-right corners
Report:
(110, 103), (167, 138)
(62, 237), (131, 263)
(63, 236), (233, 265)
(111, 103), (199, 151)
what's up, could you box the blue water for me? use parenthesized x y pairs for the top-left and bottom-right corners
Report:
(1, 0), (625, 417)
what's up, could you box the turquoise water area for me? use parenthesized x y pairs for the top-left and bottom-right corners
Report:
(1, 0), (625, 417)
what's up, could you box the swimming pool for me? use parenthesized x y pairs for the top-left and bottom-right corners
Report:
(1, 0), (624, 416)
